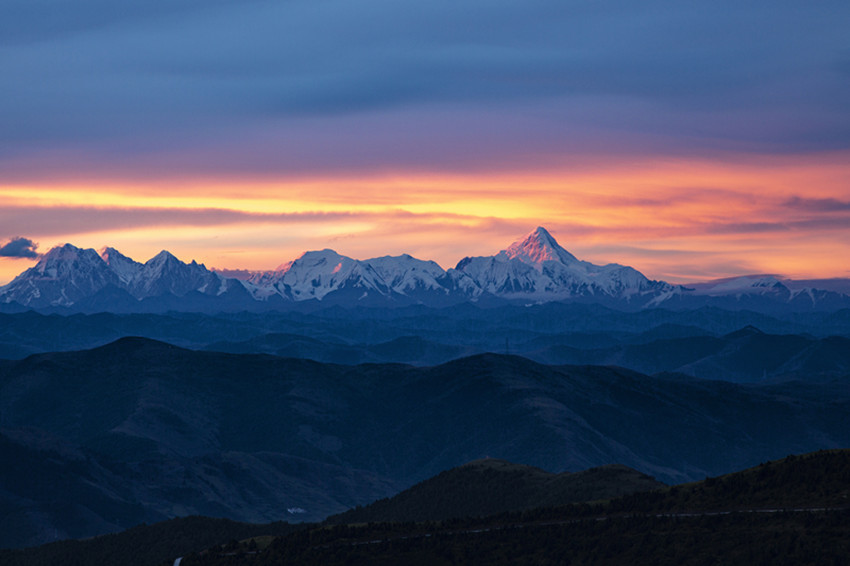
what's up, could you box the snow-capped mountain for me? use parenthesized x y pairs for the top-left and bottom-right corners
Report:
(363, 254), (454, 297)
(129, 250), (231, 298)
(0, 243), (245, 309)
(100, 247), (142, 285)
(665, 274), (850, 311)
(454, 227), (674, 302)
(686, 275), (791, 297)
(247, 249), (391, 302)
(246, 227), (677, 306)
(2, 228), (848, 313)
(0, 244), (122, 308)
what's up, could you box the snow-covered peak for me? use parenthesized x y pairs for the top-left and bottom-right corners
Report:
(100, 247), (143, 284)
(364, 254), (449, 295)
(365, 254), (445, 275)
(41, 243), (82, 259)
(100, 246), (129, 263)
(688, 275), (789, 296)
(284, 249), (349, 272)
(4, 235), (846, 311)
(274, 260), (295, 273)
(454, 226), (667, 301)
(277, 249), (388, 300)
(243, 251), (461, 302)
(500, 226), (579, 267)
(129, 250), (224, 298)
(31, 244), (107, 278)
(145, 250), (180, 269)
(0, 244), (120, 307)
(36, 243), (82, 265)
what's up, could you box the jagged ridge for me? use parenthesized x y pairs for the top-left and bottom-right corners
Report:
(1, 227), (848, 311)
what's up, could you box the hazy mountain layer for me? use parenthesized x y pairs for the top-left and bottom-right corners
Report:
(2, 309), (850, 383)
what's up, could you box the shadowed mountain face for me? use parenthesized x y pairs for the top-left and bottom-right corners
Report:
(530, 325), (850, 382)
(2, 308), (850, 382)
(5, 451), (849, 566)
(161, 450), (850, 566)
(327, 459), (665, 524)
(1, 338), (849, 547)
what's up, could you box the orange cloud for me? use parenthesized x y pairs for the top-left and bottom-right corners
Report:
(1, 151), (849, 285)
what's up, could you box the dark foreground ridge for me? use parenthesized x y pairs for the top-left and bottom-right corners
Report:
(177, 450), (850, 566)
(327, 459), (665, 524)
(0, 517), (303, 566)
(185, 449), (850, 566)
(5, 450), (849, 566)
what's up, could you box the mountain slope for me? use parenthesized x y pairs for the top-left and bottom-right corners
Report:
(248, 249), (391, 302)
(454, 227), (674, 304)
(0, 244), (249, 311)
(128, 250), (228, 298)
(0, 516), (301, 566)
(328, 459), (664, 524)
(2, 340), (849, 546)
(363, 254), (461, 304)
(530, 326), (850, 382)
(178, 450), (850, 566)
(100, 247), (143, 284)
(7, 450), (849, 566)
(0, 244), (121, 307)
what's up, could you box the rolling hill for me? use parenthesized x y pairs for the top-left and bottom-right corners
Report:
(2, 339), (849, 547)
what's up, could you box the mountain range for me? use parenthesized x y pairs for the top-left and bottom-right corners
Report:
(4, 450), (849, 565)
(2, 227), (848, 313)
(2, 338), (849, 548)
(1, 308), (849, 381)
(176, 450), (850, 566)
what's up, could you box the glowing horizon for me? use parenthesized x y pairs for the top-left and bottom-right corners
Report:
(2, 152), (849, 287)
(2, 2), (848, 287)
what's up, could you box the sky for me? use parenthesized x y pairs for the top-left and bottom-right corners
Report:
(1, 0), (849, 285)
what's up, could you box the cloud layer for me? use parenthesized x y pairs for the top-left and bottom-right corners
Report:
(2, 0), (849, 179)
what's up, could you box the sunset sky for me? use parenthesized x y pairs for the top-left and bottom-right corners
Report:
(2, 0), (849, 285)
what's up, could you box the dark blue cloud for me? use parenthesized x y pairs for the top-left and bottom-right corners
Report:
(1, 0), (849, 176)
(0, 237), (39, 259)
(785, 197), (850, 212)
(0, 205), (367, 237)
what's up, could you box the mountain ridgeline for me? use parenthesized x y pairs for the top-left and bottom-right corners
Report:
(326, 459), (665, 524)
(1, 338), (849, 548)
(3, 450), (849, 566)
(2, 226), (850, 559)
(174, 450), (850, 566)
(1, 307), (849, 383)
(2, 227), (849, 313)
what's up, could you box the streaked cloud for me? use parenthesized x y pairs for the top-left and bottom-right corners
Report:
(785, 197), (850, 212)
(2, 0), (849, 179)
(0, 205), (365, 237)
